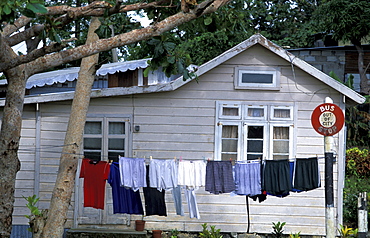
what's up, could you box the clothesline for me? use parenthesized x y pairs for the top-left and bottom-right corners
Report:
(107, 155), (327, 164)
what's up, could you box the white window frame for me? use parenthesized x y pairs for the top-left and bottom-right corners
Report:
(234, 66), (281, 90)
(83, 115), (132, 161)
(270, 105), (293, 121)
(218, 102), (242, 119)
(214, 121), (242, 161)
(244, 105), (267, 120)
(269, 123), (294, 160)
(243, 122), (268, 160)
(215, 101), (294, 161)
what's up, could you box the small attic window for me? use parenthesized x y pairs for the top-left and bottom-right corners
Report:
(234, 66), (280, 90)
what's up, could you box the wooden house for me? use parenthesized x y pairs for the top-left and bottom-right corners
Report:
(2, 34), (365, 236)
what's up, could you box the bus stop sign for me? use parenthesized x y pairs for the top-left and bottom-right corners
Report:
(311, 103), (344, 136)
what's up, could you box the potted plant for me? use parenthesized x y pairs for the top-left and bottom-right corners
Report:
(135, 216), (146, 231)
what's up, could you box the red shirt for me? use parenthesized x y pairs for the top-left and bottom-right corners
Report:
(79, 158), (110, 209)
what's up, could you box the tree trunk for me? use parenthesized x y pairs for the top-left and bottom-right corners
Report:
(0, 65), (27, 238)
(353, 41), (370, 94)
(39, 17), (101, 238)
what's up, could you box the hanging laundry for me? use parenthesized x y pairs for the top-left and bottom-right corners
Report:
(293, 157), (321, 191)
(172, 186), (184, 216)
(79, 158), (110, 209)
(289, 162), (301, 193)
(118, 156), (146, 191)
(143, 165), (167, 216)
(205, 161), (235, 195)
(177, 160), (206, 219)
(108, 162), (144, 214)
(178, 160), (206, 188)
(149, 159), (178, 191)
(234, 162), (261, 196)
(185, 188), (200, 219)
(262, 160), (291, 197)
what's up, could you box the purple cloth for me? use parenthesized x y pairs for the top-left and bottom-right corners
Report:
(205, 161), (235, 194)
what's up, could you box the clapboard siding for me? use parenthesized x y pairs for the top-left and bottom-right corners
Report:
(9, 37), (354, 236)
(14, 111), (36, 230)
(123, 45), (342, 235)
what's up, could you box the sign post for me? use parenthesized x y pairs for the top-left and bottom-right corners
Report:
(311, 97), (344, 238)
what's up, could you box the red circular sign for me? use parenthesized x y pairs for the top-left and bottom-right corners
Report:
(311, 103), (344, 136)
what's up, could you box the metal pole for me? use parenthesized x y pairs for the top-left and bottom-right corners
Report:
(358, 192), (368, 238)
(324, 97), (335, 238)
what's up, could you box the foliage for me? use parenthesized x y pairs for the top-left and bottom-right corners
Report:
(346, 148), (370, 178)
(346, 104), (370, 148)
(313, 0), (370, 44)
(199, 223), (223, 238)
(142, 35), (197, 81)
(23, 195), (41, 232)
(289, 232), (301, 238)
(343, 148), (370, 227)
(24, 195), (41, 218)
(127, 0), (320, 67)
(330, 71), (354, 89)
(170, 228), (180, 238)
(0, 0), (47, 27)
(338, 224), (358, 238)
(272, 222), (286, 238)
(328, 71), (369, 148)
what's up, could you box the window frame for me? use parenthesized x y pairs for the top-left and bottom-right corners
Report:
(243, 122), (268, 161)
(215, 121), (242, 161)
(83, 115), (132, 162)
(215, 101), (294, 161)
(269, 123), (294, 160)
(218, 102), (242, 120)
(234, 66), (281, 90)
(244, 105), (267, 120)
(270, 105), (293, 121)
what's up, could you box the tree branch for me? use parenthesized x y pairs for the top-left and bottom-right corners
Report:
(5, 24), (44, 47)
(2, 16), (32, 37)
(0, 0), (230, 74)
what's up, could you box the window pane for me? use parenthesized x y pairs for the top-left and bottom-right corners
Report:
(108, 152), (122, 162)
(247, 140), (263, 152)
(84, 138), (102, 150)
(242, 73), (273, 84)
(273, 141), (289, 153)
(273, 127), (289, 139)
(109, 122), (125, 135)
(273, 155), (289, 160)
(108, 138), (125, 150)
(247, 154), (263, 160)
(222, 139), (238, 152)
(274, 109), (290, 118)
(222, 126), (238, 138)
(248, 126), (263, 139)
(221, 153), (237, 161)
(84, 151), (101, 161)
(84, 122), (102, 134)
(222, 107), (239, 116)
(248, 108), (264, 117)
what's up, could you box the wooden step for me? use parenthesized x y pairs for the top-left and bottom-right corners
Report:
(66, 228), (147, 238)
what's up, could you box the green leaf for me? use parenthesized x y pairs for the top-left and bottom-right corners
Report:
(204, 17), (212, 26)
(46, 28), (62, 43)
(168, 56), (175, 64)
(163, 42), (176, 52)
(143, 67), (150, 78)
(32, 3), (47, 14)
(176, 59), (185, 73)
(26, 3), (47, 14)
(21, 8), (36, 18)
(3, 4), (11, 15)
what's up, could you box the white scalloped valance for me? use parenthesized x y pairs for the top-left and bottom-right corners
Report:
(24, 59), (149, 89)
